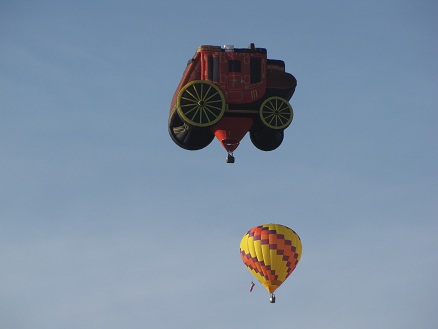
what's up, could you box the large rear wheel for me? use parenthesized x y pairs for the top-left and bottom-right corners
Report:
(177, 80), (226, 127)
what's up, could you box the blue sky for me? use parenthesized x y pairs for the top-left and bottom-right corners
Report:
(1, 1), (437, 328)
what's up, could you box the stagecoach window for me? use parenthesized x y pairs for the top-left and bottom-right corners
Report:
(250, 58), (262, 83)
(228, 60), (241, 73)
(208, 56), (220, 82)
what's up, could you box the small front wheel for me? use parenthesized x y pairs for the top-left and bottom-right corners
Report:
(259, 97), (293, 130)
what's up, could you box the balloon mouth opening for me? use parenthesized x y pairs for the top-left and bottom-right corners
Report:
(221, 139), (240, 152)
(222, 138), (239, 146)
(263, 280), (282, 293)
(211, 117), (253, 153)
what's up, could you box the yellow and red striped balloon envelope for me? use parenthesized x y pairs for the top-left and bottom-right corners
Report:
(240, 224), (302, 294)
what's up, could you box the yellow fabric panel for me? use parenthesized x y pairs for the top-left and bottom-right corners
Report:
(241, 229), (263, 283)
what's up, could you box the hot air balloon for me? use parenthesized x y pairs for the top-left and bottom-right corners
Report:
(168, 43), (297, 163)
(240, 224), (302, 303)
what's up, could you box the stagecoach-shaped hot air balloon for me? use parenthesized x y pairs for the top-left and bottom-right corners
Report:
(168, 43), (297, 163)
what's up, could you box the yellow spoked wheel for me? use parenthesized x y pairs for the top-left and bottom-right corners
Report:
(259, 97), (293, 130)
(177, 80), (226, 127)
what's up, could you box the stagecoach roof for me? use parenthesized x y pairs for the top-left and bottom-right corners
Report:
(197, 45), (267, 54)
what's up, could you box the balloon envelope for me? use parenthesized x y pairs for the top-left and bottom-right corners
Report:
(240, 224), (302, 294)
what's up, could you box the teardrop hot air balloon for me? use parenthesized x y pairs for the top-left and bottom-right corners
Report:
(240, 224), (302, 303)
